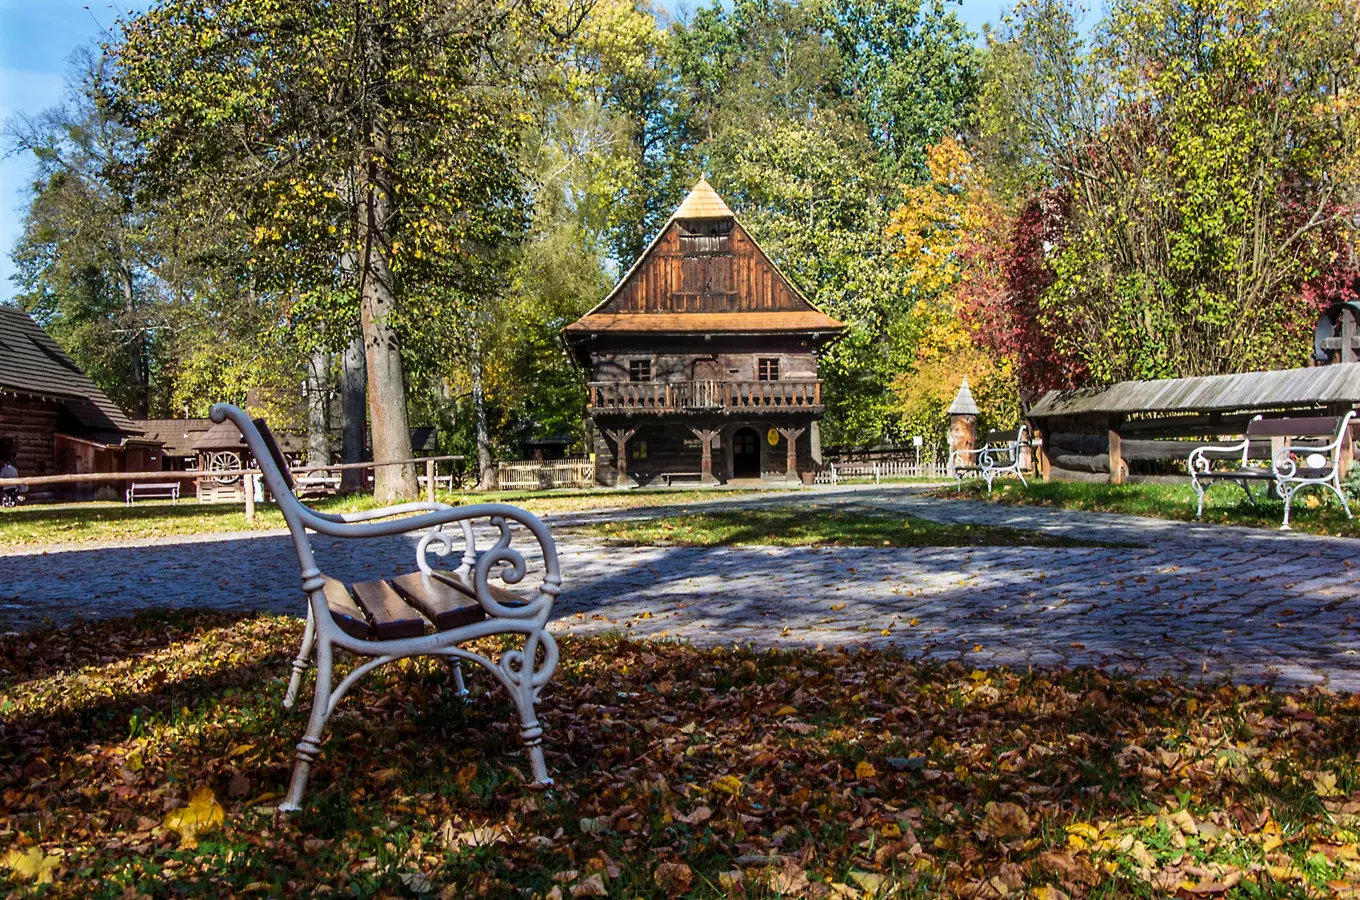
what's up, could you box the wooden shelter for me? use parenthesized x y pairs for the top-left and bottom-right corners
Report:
(0, 306), (161, 500)
(1027, 363), (1360, 483)
(564, 178), (845, 486)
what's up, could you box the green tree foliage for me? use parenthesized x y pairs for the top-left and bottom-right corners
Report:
(110, 0), (574, 498)
(668, 0), (981, 446)
(7, 51), (160, 417)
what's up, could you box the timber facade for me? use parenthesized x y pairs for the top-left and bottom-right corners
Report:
(564, 179), (844, 487)
(0, 306), (160, 500)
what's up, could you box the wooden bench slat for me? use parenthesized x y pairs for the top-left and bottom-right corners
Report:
(390, 572), (487, 631)
(322, 577), (372, 640)
(431, 569), (529, 609)
(1247, 416), (1342, 438)
(352, 580), (427, 640)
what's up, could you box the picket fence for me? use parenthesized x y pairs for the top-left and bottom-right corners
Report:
(495, 458), (595, 490)
(813, 459), (949, 485)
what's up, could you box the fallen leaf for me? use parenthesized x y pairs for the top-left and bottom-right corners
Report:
(162, 787), (225, 848)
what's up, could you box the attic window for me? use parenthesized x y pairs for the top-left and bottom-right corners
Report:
(757, 358), (780, 381)
(629, 359), (652, 382)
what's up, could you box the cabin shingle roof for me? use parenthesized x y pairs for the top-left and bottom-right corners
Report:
(0, 305), (140, 437)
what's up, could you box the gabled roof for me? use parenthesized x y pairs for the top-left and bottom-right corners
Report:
(0, 305), (140, 437)
(136, 418), (215, 456)
(567, 177), (845, 339)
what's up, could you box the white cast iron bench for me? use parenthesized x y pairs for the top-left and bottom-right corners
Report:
(1189, 411), (1355, 529)
(125, 482), (180, 505)
(209, 404), (563, 811)
(953, 426), (1030, 492)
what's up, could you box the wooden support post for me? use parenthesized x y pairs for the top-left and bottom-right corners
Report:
(690, 427), (720, 485)
(777, 427), (806, 485)
(603, 427), (638, 487)
(1032, 424), (1052, 482)
(1108, 421), (1125, 485)
(244, 475), (256, 523)
(426, 458), (436, 503)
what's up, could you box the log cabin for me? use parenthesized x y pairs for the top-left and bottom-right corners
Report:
(0, 305), (161, 500)
(564, 178), (845, 486)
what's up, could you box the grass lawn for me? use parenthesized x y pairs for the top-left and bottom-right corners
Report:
(572, 509), (1127, 549)
(0, 489), (758, 550)
(950, 479), (1360, 538)
(4, 612), (1359, 898)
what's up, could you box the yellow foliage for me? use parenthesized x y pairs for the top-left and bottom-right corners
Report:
(162, 786), (226, 848)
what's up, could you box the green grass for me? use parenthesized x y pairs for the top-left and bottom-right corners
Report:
(0, 488), (760, 550)
(4, 611), (1358, 897)
(950, 478), (1360, 537)
(572, 508), (1130, 548)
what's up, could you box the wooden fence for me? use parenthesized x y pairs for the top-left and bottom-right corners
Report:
(495, 458), (595, 491)
(814, 459), (950, 485)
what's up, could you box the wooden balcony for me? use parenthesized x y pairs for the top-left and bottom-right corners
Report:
(588, 379), (823, 414)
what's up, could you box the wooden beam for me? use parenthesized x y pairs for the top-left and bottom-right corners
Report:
(689, 427), (720, 485)
(603, 426), (638, 486)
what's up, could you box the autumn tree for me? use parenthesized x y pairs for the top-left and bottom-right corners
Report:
(976, 0), (1360, 392)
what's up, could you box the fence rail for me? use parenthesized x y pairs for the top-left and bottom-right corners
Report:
(814, 459), (949, 485)
(495, 458), (594, 491)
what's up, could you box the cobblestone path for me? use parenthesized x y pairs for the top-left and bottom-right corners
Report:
(1, 486), (1354, 688)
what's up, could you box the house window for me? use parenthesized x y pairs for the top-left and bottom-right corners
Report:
(630, 440), (648, 460)
(757, 358), (780, 381)
(629, 359), (652, 382)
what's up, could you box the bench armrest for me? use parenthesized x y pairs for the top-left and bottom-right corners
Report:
(1187, 438), (1250, 473)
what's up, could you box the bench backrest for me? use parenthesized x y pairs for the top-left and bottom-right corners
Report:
(253, 417), (296, 491)
(1246, 415), (1344, 438)
(984, 426), (1028, 446)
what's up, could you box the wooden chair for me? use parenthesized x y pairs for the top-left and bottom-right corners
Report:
(208, 404), (563, 811)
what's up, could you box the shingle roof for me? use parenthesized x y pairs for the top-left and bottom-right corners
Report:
(0, 305), (139, 436)
(563, 311), (845, 334)
(948, 378), (980, 416)
(1029, 363), (1360, 418)
(135, 418), (215, 456)
(673, 177), (733, 220)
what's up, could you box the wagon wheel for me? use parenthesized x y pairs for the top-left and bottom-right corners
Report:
(206, 451), (243, 485)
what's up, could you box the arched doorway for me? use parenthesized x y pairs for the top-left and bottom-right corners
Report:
(732, 427), (761, 478)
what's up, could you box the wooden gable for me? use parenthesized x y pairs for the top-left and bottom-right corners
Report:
(598, 219), (813, 315)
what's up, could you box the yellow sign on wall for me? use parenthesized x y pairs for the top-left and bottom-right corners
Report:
(766, 428), (779, 446)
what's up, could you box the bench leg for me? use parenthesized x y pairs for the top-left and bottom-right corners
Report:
(444, 658), (469, 699)
(512, 685), (552, 787)
(1279, 483), (1299, 530)
(280, 638), (336, 812)
(1191, 477), (1206, 519)
(1015, 467), (1027, 487)
(284, 607), (317, 710)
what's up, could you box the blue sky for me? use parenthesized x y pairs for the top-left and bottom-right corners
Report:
(0, 0), (1008, 301)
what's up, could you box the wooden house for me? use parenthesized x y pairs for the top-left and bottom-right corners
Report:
(0, 306), (161, 500)
(563, 178), (845, 486)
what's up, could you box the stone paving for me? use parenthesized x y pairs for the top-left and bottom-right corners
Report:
(1, 485), (1354, 689)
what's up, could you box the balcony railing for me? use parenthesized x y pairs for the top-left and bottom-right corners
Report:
(588, 379), (822, 413)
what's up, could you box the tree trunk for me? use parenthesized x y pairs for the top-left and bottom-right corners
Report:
(356, 59), (416, 502)
(340, 332), (367, 492)
(471, 345), (495, 490)
(118, 263), (149, 418)
(306, 350), (331, 467)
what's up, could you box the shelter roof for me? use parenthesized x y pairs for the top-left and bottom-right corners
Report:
(1029, 363), (1360, 418)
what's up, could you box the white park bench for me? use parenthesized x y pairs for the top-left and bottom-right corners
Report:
(125, 482), (180, 505)
(953, 425), (1030, 492)
(210, 404), (563, 811)
(1189, 411), (1355, 529)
